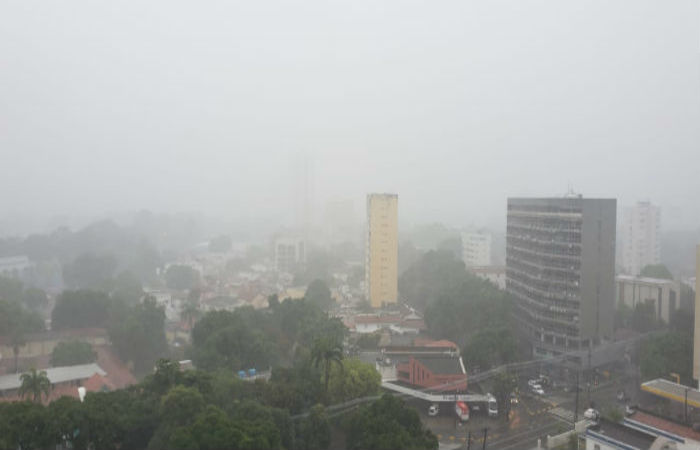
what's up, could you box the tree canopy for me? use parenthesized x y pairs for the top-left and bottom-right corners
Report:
(51, 341), (97, 366)
(51, 290), (112, 330)
(305, 279), (334, 311)
(639, 264), (673, 280)
(190, 298), (346, 373)
(641, 331), (693, 384)
(399, 250), (467, 311)
(109, 297), (167, 374)
(345, 394), (438, 450)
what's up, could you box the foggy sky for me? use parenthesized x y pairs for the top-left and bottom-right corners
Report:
(1, 0), (699, 235)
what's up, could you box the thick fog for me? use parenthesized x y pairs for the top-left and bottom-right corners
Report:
(1, 0), (699, 234)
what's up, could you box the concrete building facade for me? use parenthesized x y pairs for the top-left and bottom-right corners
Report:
(273, 235), (306, 273)
(461, 231), (492, 267)
(616, 275), (680, 324)
(506, 196), (617, 357)
(365, 193), (398, 308)
(622, 201), (661, 276)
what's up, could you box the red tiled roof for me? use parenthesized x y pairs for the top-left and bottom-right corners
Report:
(83, 373), (116, 392)
(94, 346), (136, 389)
(629, 411), (700, 442)
(413, 338), (459, 349)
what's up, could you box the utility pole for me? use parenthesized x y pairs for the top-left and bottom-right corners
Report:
(685, 388), (689, 424)
(482, 427), (488, 450)
(466, 430), (471, 450)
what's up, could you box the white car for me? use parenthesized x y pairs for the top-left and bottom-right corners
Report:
(531, 385), (545, 395)
(428, 404), (439, 416)
(584, 408), (600, 420)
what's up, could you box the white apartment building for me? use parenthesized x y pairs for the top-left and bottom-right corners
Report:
(622, 202), (661, 276)
(461, 231), (491, 267)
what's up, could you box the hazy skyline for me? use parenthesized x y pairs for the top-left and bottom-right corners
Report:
(2, 0), (699, 236)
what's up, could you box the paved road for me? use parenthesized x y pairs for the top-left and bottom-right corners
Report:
(415, 371), (639, 448)
(414, 392), (568, 449)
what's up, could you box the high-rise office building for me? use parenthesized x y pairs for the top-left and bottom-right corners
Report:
(461, 231), (492, 267)
(365, 193), (398, 308)
(622, 201), (661, 276)
(506, 196), (616, 357)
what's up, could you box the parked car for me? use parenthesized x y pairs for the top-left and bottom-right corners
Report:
(428, 404), (439, 416)
(531, 385), (545, 395)
(487, 394), (498, 417)
(510, 393), (519, 405)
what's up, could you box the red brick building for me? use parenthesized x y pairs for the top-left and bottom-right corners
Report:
(396, 356), (467, 391)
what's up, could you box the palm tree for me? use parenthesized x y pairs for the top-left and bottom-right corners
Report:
(311, 337), (344, 403)
(19, 368), (52, 403)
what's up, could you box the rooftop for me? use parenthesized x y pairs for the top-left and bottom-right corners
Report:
(585, 419), (656, 450)
(641, 379), (700, 408)
(625, 410), (700, 443)
(616, 275), (677, 286)
(0, 363), (106, 392)
(402, 356), (465, 376)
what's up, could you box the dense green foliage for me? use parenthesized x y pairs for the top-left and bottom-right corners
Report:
(165, 264), (200, 290)
(640, 331), (693, 384)
(0, 276), (48, 311)
(345, 394), (438, 450)
(462, 327), (517, 370)
(190, 298), (346, 373)
(639, 264), (673, 280)
(51, 290), (167, 373)
(0, 299), (45, 337)
(399, 250), (468, 311)
(51, 290), (112, 330)
(305, 279), (334, 311)
(327, 358), (381, 404)
(50, 341), (96, 366)
(401, 251), (517, 369)
(0, 357), (393, 450)
(109, 297), (168, 374)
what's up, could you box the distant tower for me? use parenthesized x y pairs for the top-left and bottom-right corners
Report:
(365, 194), (398, 308)
(622, 202), (661, 275)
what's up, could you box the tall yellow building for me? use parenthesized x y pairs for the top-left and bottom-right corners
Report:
(365, 193), (398, 308)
